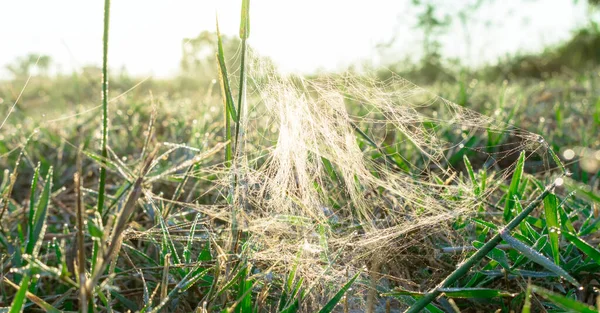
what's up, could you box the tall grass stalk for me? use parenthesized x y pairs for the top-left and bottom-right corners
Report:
(89, 2), (110, 307)
(234, 0), (250, 154)
(230, 0), (250, 256)
(97, 0), (111, 216)
(405, 182), (556, 313)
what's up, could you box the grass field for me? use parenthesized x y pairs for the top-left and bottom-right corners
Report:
(1, 1), (600, 312)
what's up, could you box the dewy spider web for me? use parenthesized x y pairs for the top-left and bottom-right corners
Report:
(213, 50), (562, 288)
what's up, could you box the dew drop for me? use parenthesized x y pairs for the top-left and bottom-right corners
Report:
(554, 177), (564, 186)
(563, 149), (575, 160)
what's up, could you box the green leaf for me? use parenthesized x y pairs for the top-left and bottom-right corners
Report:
(504, 151), (525, 222)
(531, 285), (596, 313)
(562, 231), (600, 265)
(321, 157), (339, 184)
(26, 167), (53, 257)
(216, 16), (235, 166)
(543, 193), (561, 265)
(500, 232), (579, 288)
(157, 212), (181, 266)
(215, 17), (236, 122)
(579, 214), (600, 236)
(463, 155), (480, 196)
(197, 242), (212, 262)
(88, 219), (104, 238)
(27, 164), (40, 238)
(180, 267), (211, 292)
(480, 169), (487, 194)
(473, 241), (510, 270)
(558, 202), (576, 234)
(317, 272), (359, 313)
(547, 147), (567, 175)
(511, 235), (547, 269)
(513, 196), (528, 235)
(9, 274), (30, 313)
(235, 263), (253, 313)
(470, 218), (498, 230)
(239, 0), (250, 39)
(279, 252), (300, 311)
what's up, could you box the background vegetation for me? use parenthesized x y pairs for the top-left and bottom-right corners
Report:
(1, 0), (600, 312)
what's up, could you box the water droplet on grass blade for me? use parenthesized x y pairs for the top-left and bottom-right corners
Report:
(554, 177), (564, 186)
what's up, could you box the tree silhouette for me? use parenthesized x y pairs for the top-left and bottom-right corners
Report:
(5, 53), (51, 79)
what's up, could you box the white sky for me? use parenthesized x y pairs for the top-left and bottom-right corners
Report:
(0, 0), (589, 78)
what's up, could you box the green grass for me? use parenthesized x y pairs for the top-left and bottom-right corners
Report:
(1, 1), (600, 313)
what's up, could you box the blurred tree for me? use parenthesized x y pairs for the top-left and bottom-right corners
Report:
(5, 53), (51, 79)
(456, 0), (485, 61)
(413, 0), (450, 59)
(180, 30), (240, 81)
(411, 0), (452, 81)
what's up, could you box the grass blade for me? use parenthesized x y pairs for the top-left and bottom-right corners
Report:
(500, 232), (579, 288)
(27, 163), (40, 238)
(530, 285), (596, 313)
(463, 155), (480, 196)
(279, 253), (300, 310)
(562, 231), (600, 265)
(9, 274), (30, 313)
(216, 17), (237, 121)
(543, 193), (560, 265)
(26, 167), (53, 257)
(4, 277), (61, 313)
(216, 15), (236, 167)
(317, 272), (359, 313)
(472, 240), (510, 270)
(504, 151), (525, 222)
(511, 234), (547, 269)
(235, 263), (253, 313)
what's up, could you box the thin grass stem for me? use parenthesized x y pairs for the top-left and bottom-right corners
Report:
(97, 0), (111, 216)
